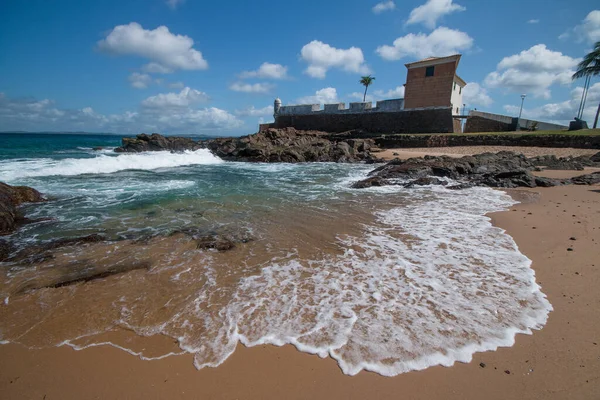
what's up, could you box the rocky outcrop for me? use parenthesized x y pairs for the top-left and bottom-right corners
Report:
(352, 152), (600, 190)
(0, 182), (45, 235)
(115, 133), (202, 153)
(203, 127), (376, 163)
(114, 130), (377, 163)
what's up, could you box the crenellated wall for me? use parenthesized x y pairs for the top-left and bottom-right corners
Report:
(277, 99), (405, 116)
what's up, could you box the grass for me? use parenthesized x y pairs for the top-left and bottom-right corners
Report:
(387, 129), (600, 137)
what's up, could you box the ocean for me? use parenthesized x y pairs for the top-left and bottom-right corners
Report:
(0, 132), (551, 376)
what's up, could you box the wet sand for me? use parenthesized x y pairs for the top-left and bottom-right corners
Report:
(378, 146), (599, 160)
(1, 172), (599, 399)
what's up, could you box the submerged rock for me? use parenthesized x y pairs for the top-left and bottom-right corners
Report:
(0, 182), (45, 235)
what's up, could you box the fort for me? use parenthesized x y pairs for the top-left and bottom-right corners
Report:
(261, 54), (567, 134)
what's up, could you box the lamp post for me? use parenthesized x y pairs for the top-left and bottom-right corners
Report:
(516, 94), (526, 131)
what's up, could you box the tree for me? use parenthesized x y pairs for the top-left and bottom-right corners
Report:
(572, 41), (600, 80)
(359, 75), (376, 102)
(572, 41), (600, 127)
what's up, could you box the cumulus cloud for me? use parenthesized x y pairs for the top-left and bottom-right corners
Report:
(462, 83), (493, 107)
(349, 86), (405, 102)
(300, 40), (370, 79)
(98, 23), (208, 73)
(141, 87), (209, 108)
(559, 10), (600, 43)
(229, 82), (273, 94)
(239, 63), (288, 79)
(128, 72), (153, 89)
(376, 27), (473, 60)
(168, 81), (185, 89)
(502, 83), (600, 124)
(407, 0), (465, 29)
(0, 91), (243, 134)
(484, 44), (580, 99)
(297, 88), (339, 104)
(166, 0), (185, 9)
(234, 105), (274, 117)
(372, 1), (395, 14)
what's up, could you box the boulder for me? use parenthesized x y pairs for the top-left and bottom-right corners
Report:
(0, 182), (45, 235)
(115, 133), (201, 153)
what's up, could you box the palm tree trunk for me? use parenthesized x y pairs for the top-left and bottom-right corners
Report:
(363, 85), (368, 102)
(594, 103), (600, 129)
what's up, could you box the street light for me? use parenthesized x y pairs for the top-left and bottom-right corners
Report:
(516, 94), (526, 131)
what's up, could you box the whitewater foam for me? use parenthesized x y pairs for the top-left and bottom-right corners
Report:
(0, 149), (223, 180)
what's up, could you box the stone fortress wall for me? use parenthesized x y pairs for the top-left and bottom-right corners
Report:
(265, 98), (458, 134)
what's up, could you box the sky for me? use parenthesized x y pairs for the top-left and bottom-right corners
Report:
(0, 0), (599, 135)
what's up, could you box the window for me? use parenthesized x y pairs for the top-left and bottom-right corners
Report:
(454, 82), (456, 90)
(425, 66), (435, 77)
(457, 107), (459, 114)
(459, 86), (462, 94)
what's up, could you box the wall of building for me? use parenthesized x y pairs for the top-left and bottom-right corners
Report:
(374, 133), (600, 149)
(404, 62), (455, 109)
(464, 110), (567, 133)
(277, 99), (404, 116)
(273, 107), (455, 134)
(450, 81), (464, 115)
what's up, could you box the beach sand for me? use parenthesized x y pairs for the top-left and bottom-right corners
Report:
(378, 146), (599, 160)
(1, 170), (599, 399)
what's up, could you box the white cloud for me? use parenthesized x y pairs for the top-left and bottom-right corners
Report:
(98, 23), (208, 73)
(560, 10), (600, 43)
(0, 92), (242, 133)
(141, 87), (209, 108)
(166, 0), (185, 9)
(168, 81), (185, 89)
(128, 72), (153, 89)
(407, 0), (465, 29)
(502, 82), (600, 124)
(376, 27), (473, 60)
(239, 63), (288, 79)
(297, 88), (339, 104)
(372, 1), (395, 14)
(484, 44), (580, 99)
(300, 40), (370, 79)
(349, 86), (405, 102)
(234, 105), (274, 117)
(462, 82), (493, 107)
(528, 19), (540, 24)
(229, 82), (273, 93)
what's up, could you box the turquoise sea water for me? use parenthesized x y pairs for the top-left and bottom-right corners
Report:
(0, 132), (552, 377)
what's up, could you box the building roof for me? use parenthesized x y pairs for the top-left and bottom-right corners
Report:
(405, 54), (461, 69)
(455, 74), (467, 87)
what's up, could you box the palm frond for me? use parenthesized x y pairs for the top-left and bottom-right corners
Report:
(572, 41), (600, 80)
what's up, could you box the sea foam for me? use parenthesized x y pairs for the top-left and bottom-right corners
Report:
(179, 185), (551, 376)
(0, 149), (223, 180)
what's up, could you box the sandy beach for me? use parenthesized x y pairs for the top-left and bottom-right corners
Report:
(378, 146), (600, 160)
(1, 163), (598, 399)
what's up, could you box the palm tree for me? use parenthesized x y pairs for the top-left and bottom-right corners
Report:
(572, 41), (600, 126)
(359, 75), (376, 102)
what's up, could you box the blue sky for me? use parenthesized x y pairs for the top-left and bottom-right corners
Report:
(0, 0), (599, 135)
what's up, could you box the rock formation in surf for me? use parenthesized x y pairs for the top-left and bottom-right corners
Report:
(115, 129), (378, 163)
(352, 151), (600, 189)
(0, 182), (45, 235)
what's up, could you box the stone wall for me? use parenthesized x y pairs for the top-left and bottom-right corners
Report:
(464, 110), (568, 133)
(274, 108), (455, 134)
(374, 133), (600, 149)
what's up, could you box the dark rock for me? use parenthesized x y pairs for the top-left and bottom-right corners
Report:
(567, 172), (600, 185)
(5, 234), (107, 264)
(115, 133), (201, 153)
(0, 239), (13, 262)
(404, 177), (448, 188)
(352, 152), (600, 190)
(591, 152), (600, 163)
(201, 128), (376, 163)
(93, 146), (103, 151)
(479, 363), (486, 368)
(0, 182), (45, 235)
